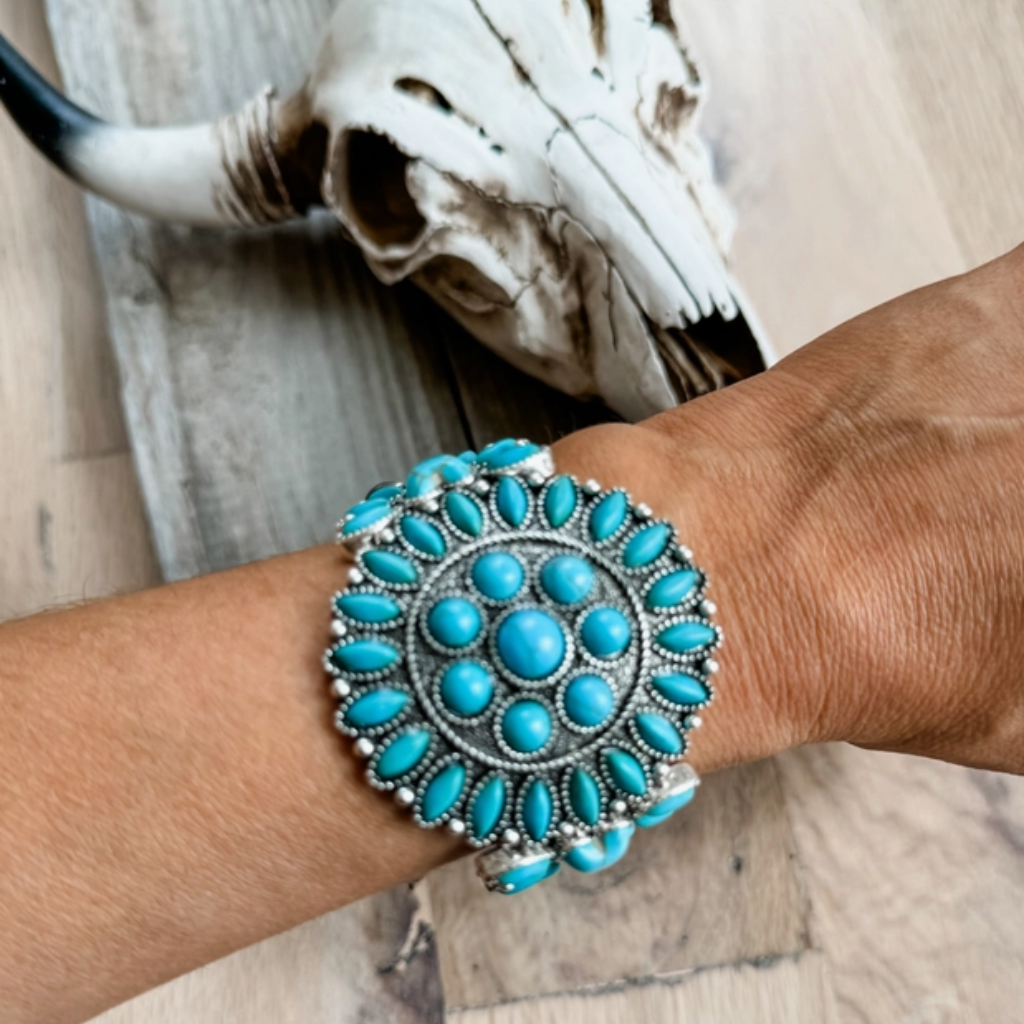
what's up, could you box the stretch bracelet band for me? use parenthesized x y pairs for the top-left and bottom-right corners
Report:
(326, 439), (721, 894)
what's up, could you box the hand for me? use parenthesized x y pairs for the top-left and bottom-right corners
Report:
(556, 246), (1024, 775)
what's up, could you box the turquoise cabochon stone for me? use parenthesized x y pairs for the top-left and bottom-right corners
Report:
(471, 776), (507, 838)
(471, 551), (524, 601)
(366, 482), (403, 501)
(427, 597), (482, 648)
(479, 439), (541, 469)
(646, 570), (699, 610)
(569, 767), (602, 825)
(563, 674), (615, 728)
(580, 607), (632, 659)
(445, 491), (484, 536)
(341, 501), (392, 536)
(405, 454), (471, 498)
(564, 823), (635, 873)
(651, 672), (709, 706)
(421, 763), (466, 822)
(363, 550), (418, 585)
(376, 730), (431, 780)
(439, 661), (494, 717)
(497, 858), (561, 894)
(657, 620), (717, 654)
(539, 555), (594, 605)
(521, 779), (554, 840)
(636, 787), (696, 828)
(622, 522), (672, 568)
(589, 490), (628, 542)
(496, 476), (529, 526)
(334, 592), (401, 624)
(496, 609), (566, 680)
(501, 700), (553, 753)
(345, 688), (408, 729)
(544, 475), (577, 528)
(400, 515), (447, 557)
(332, 638), (400, 673)
(604, 748), (647, 796)
(635, 712), (683, 755)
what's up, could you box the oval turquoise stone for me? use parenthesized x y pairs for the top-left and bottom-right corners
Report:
(635, 787), (695, 829)
(601, 822), (635, 867)
(470, 776), (507, 839)
(501, 700), (553, 753)
(366, 482), (403, 501)
(421, 763), (466, 822)
(623, 522), (672, 568)
(563, 674), (615, 728)
(332, 638), (400, 673)
(539, 555), (594, 605)
(405, 454), (471, 498)
(569, 767), (602, 825)
(589, 490), (628, 542)
(376, 730), (430, 780)
(564, 839), (605, 873)
(521, 779), (554, 840)
(341, 502), (391, 536)
(445, 491), (484, 537)
(580, 607), (632, 659)
(646, 570), (699, 610)
(657, 620), (717, 654)
(345, 497), (390, 519)
(544, 476), (577, 528)
(427, 597), (482, 648)
(496, 476), (529, 526)
(635, 712), (683, 755)
(651, 673), (708, 706)
(345, 688), (408, 728)
(496, 609), (566, 680)
(471, 551), (524, 601)
(334, 592), (401, 624)
(480, 440), (541, 469)
(439, 661), (494, 717)
(604, 748), (647, 796)
(497, 858), (560, 894)
(363, 550), (418, 585)
(400, 515), (447, 557)
(476, 438), (517, 461)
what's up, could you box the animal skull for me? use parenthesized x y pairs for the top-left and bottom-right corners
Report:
(0, 0), (772, 421)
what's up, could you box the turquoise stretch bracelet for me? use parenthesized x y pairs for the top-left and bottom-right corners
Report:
(326, 439), (720, 894)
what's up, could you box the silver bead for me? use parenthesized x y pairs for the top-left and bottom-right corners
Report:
(611, 799), (627, 815)
(348, 568), (364, 585)
(354, 738), (375, 759)
(685, 714), (703, 729)
(677, 545), (694, 561)
(634, 502), (652, 519)
(447, 819), (466, 836)
(502, 828), (521, 846)
(331, 619), (347, 638)
(704, 658), (720, 675)
(655, 762), (671, 778)
(472, 479), (491, 495)
(380, 528), (396, 544)
(583, 479), (601, 494)
(395, 787), (415, 807)
(699, 599), (717, 617)
(331, 678), (352, 699)
(559, 822), (576, 837)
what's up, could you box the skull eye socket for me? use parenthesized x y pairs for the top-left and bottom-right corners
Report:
(416, 255), (511, 315)
(344, 130), (426, 248)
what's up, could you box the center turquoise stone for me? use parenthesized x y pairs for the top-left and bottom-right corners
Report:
(496, 609), (566, 680)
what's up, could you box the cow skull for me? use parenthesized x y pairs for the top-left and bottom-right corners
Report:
(0, 0), (772, 421)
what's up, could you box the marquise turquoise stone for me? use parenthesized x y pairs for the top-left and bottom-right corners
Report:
(497, 858), (560, 894)
(427, 597), (482, 648)
(544, 475), (577, 528)
(479, 439), (541, 469)
(563, 674), (615, 728)
(334, 592), (401, 624)
(471, 551), (524, 601)
(589, 490), (628, 542)
(376, 730), (431, 779)
(623, 522), (671, 568)
(646, 570), (699, 610)
(401, 515), (447, 557)
(569, 767), (602, 825)
(580, 607), (632, 659)
(470, 776), (507, 838)
(636, 787), (695, 828)
(539, 555), (594, 605)
(501, 700), (553, 753)
(657, 620), (717, 653)
(421, 763), (466, 822)
(445, 491), (484, 536)
(496, 609), (566, 680)
(651, 672), (708, 706)
(341, 501), (392, 536)
(521, 779), (554, 840)
(345, 497), (390, 519)
(439, 661), (494, 717)
(604, 748), (647, 796)
(332, 638), (400, 673)
(363, 550), (418, 585)
(405, 454), (472, 498)
(366, 482), (403, 502)
(564, 838), (605, 873)
(635, 712), (683, 755)
(496, 476), (529, 526)
(345, 688), (408, 728)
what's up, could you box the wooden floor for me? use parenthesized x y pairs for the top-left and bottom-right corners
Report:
(2, 1), (1023, 1022)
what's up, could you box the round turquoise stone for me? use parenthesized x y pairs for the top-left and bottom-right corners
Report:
(657, 620), (717, 654)
(496, 609), (566, 680)
(471, 551), (524, 601)
(470, 775), (507, 839)
(623, 523), (671, 568)
(589, 490), (628, 542)
(334, 592), (401, 624)
(635, 712), (683, 755)
(563, 674), (615, 728)
(345, 688), (408, 728)
(445, 491), (484, 537)
(604, 748), (647, 796)
(651, 673), (709, 706)
(569, 767), (602, 825)
(539, 555), (594, 605)
(376, 730), (431, 780)
(421, 763), (466, 822)
(544, 476), (577, 528)
(427, 597), (482, 648)
(646, 570), (699, 610)
(363, 550), (418, 585)
(439, 661), (494, 717)
(501, 700), (553, 753)
(521, 779), (554, 840)
(496, 476), (529, 526)
(332, 638), (400, 673)
(580, 607), (632, 659)
(401, 515), (447, 558)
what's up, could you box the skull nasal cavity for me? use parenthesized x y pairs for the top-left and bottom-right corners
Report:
(345, 130), (426, 248)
